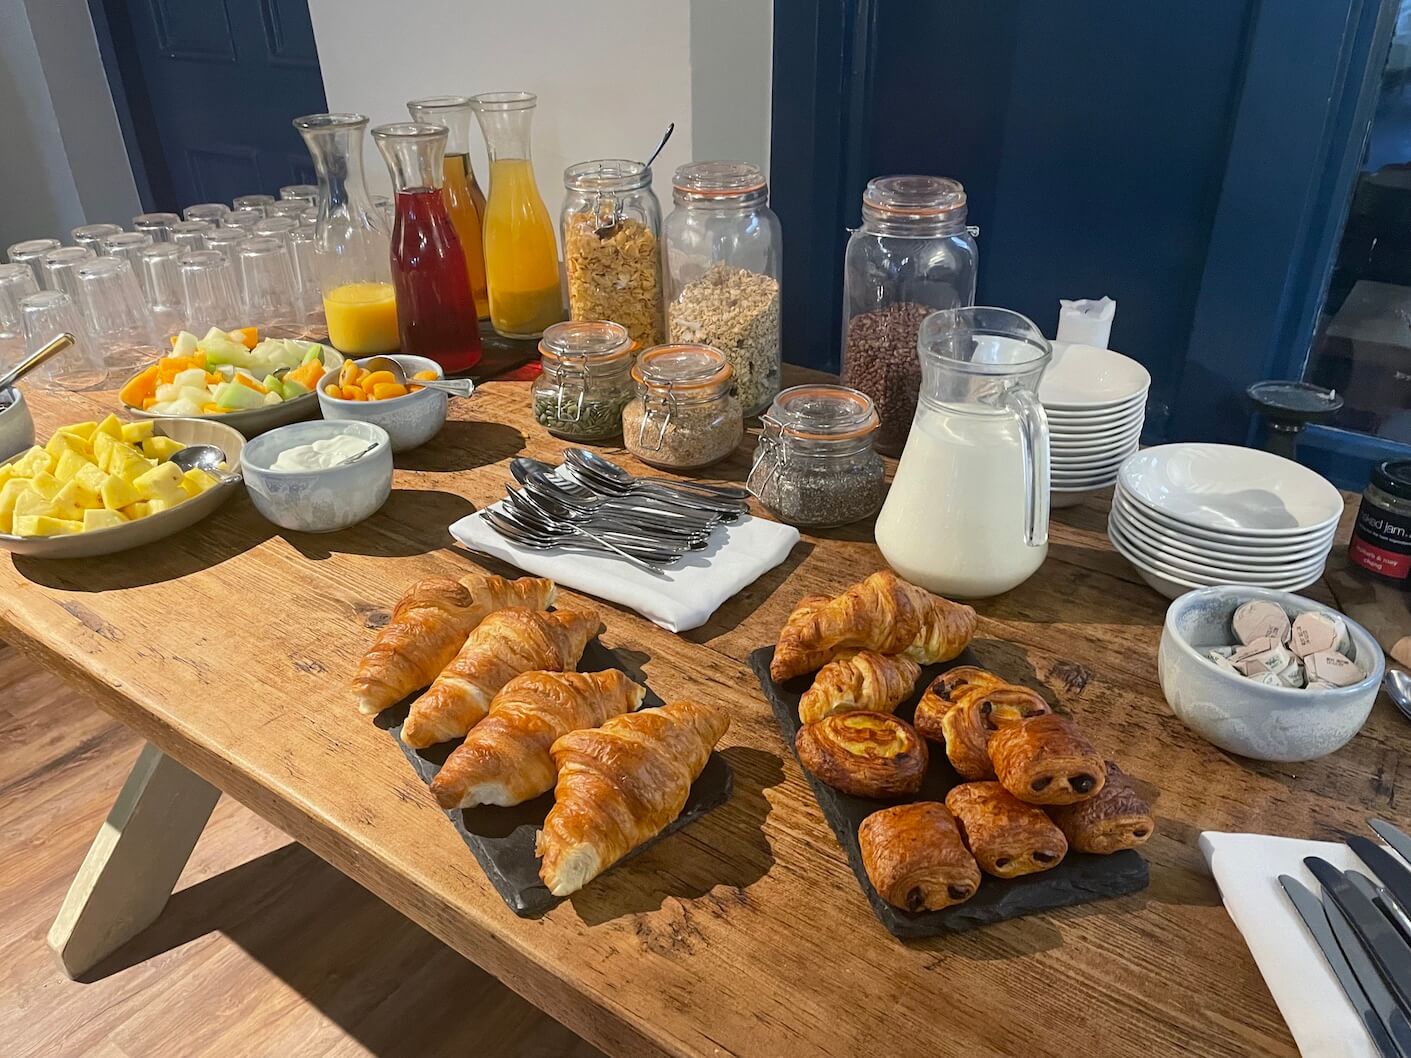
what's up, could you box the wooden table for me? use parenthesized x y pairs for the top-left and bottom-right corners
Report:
(3, 370), (1406, 1058)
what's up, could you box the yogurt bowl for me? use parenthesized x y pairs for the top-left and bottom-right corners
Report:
(241, 420), (392, 533)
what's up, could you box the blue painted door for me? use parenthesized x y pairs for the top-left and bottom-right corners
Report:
(96, 0), (327, 210)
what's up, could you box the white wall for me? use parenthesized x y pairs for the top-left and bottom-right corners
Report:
(309, 0), (772, 242)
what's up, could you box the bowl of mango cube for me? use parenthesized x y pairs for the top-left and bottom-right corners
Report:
(0, 412), (245, 558)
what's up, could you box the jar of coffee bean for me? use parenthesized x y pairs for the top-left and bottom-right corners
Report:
(840, 176), (977, 455)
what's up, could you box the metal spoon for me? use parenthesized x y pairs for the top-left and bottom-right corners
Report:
(170, 443), (241, 484)
(1384, 668), (1411, 721)
(593, 123), (675, 239)
(0, 332), (75, 391)
(481, 508), (678, 572)
(359, 356), (475, 397)
(563, 448), (750, 506)
(515, 463), (718, 534)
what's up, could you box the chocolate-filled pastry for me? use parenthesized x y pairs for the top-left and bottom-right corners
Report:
(1049, 761), (1155, 854)
(795, 712), (928, 799)
(945, 781), (1068, 878)
(859, 802), (981, 912)
(913, 666), (1012, 740)
(937, 685), (1052, 780)
(798, 650), (922, 725)
(989, 714), (1105, 805)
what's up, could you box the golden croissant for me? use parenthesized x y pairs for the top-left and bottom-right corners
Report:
(351, 573), (556, 715)
(798, 650), (922, 724)
(402, 608), (602, 749)
(771, 570), (977, 681)
(536, 699), (729, 897)
(429, 670), (645, 809)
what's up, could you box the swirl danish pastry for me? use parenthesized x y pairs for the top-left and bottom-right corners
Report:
(795, 712), (928, 799)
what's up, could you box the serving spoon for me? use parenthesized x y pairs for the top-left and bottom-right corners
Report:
(1384, 668), (1411, 722)
(358, 356), (475, 397)
(0, 332), (75, 392)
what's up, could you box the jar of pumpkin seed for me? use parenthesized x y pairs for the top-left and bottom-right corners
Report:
(531, 320), (636, 441)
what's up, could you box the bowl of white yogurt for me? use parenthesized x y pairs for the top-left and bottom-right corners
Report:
(240, 420), (392, 533)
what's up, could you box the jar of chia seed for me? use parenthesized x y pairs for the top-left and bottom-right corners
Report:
(622, 343), (743, 469)
(531, 320), (635, 441)
(748, 384), (885, 527)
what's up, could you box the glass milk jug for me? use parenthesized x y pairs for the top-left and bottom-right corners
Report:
(875, 307), (1051, 598)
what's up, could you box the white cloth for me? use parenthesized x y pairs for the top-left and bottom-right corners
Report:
(1200, 831), (1391, 1058)
(449, 507), (800, 632)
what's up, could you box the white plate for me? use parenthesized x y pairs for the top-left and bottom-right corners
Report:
(1109, 509), (1330, 580)
(1051, 422), (1144, 447)
(1053, 447), (1140, 473)
(1045, 405), (1146, 430)
(1044, 391), (1147, 417)
(1118, 443), (1343, 536)
(1111, 490), (1335, 560)
(1108, 520), (1325, 599)
(1039, 344), (1152, 408)
(1114, 479), (1338, 546)
(1051, 484), (1110, 508)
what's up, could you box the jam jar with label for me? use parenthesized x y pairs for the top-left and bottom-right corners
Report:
(1350, 460), (1411, 584)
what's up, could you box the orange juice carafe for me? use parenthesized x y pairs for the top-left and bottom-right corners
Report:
(470, 91), (563, 339)
(407, 95), (489, 319)
(293, 112), (399, 354)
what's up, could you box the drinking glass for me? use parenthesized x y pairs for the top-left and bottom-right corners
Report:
(223, 207), (266, 231)
(20, 291), (107, 390)
(204, 228), (249, 300)
(265, 200), (308, 220)
(252, 215), (297, 250)
(72, 223), (123, 253)
(233, 193), (274, 213)
(133, 212), (180, 242)
(41, 246), (96, 300)
(184, 203), (229, 224)
(169, 219), (213, 250)
(0, 263), (39, 372)
(279, 184), (318, 204)
(136, 243), (186, 339)
(237, 236), (300, 332)
(101, 231), (154, 272)
(8, 239), (61, 287)
(178, 249), (242, 332)
(75, 257), (158, 373)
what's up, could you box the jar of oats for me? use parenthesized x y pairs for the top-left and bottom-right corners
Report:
(561, 159), (664, 348)
(664, 161), (782, 416)
(623, 343), (744, 470)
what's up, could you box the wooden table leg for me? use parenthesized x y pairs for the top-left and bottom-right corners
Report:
(47, 742), (221, 978)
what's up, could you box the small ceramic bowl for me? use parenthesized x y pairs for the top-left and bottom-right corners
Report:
(1159, 585), (1384, 762)
(316, 354), (448, 453)
(240, 420), (392, 533)
(0, 387), (35, 462)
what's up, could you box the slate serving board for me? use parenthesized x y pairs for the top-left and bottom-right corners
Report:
(749, 645), (1148, 938)
(378, 637), (733, 917)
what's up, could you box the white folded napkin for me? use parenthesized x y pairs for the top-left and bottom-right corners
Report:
(1200, 831), (1391, 1058)
(449, 507), (800, 632)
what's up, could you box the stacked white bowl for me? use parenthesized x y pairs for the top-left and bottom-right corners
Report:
(1039, 343), (1151, 508)
(1109, 443), (1344, 599)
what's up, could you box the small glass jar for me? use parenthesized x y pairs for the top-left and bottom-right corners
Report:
(623, 343), (743, 470)
(561, 160), (664, 348)
(531, 320), (636, 441)
(664, 161), (782, 416)
(841, 176), (978, 455)
(1350, 459), (1411, 585)
(748, 385), (885, 528)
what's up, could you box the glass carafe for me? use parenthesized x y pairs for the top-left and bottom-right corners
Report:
(875, 307), (1051, 598)
(372, 122), (482, 373)
(407, 96), (489, 319)
(293, 112), (399, 354)
(470, 91), (563, 339)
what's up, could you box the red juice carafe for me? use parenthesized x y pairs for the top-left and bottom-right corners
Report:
(371, 122), (482, 372)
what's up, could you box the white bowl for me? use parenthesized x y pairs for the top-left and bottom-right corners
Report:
(1039, 343), (1152, 408)
(1119, 443), (1343, 537)
(1053, 471), (1121, 489)
(1112, 490), (1335, 561)
(240, 420), (392, 532)
(1113, 481), (1338, 546)
(317, 354), (448, 453)
(1108, 518), (1325, 594)
(1109, 512), (1330, 582)
(1159, 586), (1382, 761)
(1051, 484), (1110, 508)
(0, 387), (35, 462)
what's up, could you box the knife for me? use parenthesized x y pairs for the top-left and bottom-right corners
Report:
(1306, 857), (1411, 1018)
(1281, 875), (1402, 1058)
(1326, 887), (1411, 1058)
(1347, 867), (1411, 944)
(1370, 819), (1411, 866)
(1350, 836), (1411, 925)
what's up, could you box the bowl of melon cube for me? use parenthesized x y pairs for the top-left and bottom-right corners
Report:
(0, 413), (245, 558)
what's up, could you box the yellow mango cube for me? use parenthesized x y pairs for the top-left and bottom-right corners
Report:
(0, 478), (28, 517)
(141, 435), (184, 461)
(110, 446), (151, 486)
(132, 461), (185, 501)
(93, 431), (118, 472)
(14, 489), (56, 518)
(9, 446), (53, 478)
(58, 421), (98, 442)
(95, 414), (124, 441)
(144, 494), (187, 514)
(54, 447), (89, 483)
(50, 481), (89, 520)
(82, 508), (127, 531)
(45, 432), (86, 460)
(118, 500), (151, 520)
(0, 465), (12, 490)
(29, 472), (61, 500)
(100, 473), (141, 511)
(180, 467), (219, 496)
(119, 420), (155, 444)
(14, 514), (83, 537)
(74, 462), (106, 495)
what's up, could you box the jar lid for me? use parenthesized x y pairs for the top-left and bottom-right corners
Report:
(632, 343), (733, 391)
(862, 175), (967, 222)
(1371, 460), (1411, 501)
(766, 384), (879, 441)
(672, 161), (767, 200)
(539, 320), (634, 364)
(565, 159), (651, 192)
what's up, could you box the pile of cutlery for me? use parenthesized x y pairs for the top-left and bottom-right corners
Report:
(1283, 818), (1411, 1057)
(480, 449), (751, 573)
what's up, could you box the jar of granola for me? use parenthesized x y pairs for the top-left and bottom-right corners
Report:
(622, 343), (743, 470)
(531, 320), (636, 441)
(664, 161), (782, 416)
(561, 159), (664, 348)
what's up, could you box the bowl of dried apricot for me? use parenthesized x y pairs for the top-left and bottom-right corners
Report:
(317, 355), (446, 453)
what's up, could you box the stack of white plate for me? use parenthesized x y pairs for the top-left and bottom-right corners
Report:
(1109, 443), (1343, 599)
(1040, 344), (1151, 508)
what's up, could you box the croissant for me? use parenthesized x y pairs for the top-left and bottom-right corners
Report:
(989, 714), (1106, 806)
(1049, 762), (1155, 854)
(858, 802), (981, 912)
(537, 699), (729, 896)
(770, 571), (977, 681)
(914, 670), (1051, 780)
(945, 781), (1068, 878)
(798, 650), (922, 724)
(352, 573), (556, 715)
(402, 608), (602, 748)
